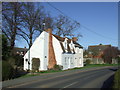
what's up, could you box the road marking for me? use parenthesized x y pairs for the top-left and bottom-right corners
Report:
(36, 69), (105, 88)
(63, 81), (78, 88)
(7, 66), (116, 88)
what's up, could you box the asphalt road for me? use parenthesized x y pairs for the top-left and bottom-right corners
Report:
(2, 66), (118, 89)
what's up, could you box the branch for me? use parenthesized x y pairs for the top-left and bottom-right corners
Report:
(2, 29), (10, 41)
(17, 27), (29, 38)
(17, 33), (30, 46)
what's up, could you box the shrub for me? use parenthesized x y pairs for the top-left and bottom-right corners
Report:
(8, 57), (16, 67)
(53, 64), (63, 70)
(2, 61), (15, 81)
(2, 34), (11, 61)
(32, 58), (40, 72)
(14, 55), (24, 67)
(8, 55), (23, 67)
(86, 59), (91, 64)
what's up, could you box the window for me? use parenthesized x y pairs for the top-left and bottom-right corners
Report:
(65, 57), (67, 65)
(79, 57), (81, 64)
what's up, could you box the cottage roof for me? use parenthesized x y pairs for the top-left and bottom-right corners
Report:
(88, 45), (111, 52)
(52, 34), (83, 54)
(13, 47), (28, 52)
(52, 34), (83, 49)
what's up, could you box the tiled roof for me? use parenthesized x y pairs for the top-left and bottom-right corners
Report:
(53, 34), (83, 48)
(88, 45), (111, 51)
(60, 42), (65, 53)
(52, 34), (65, 42)
(52, 34), (83, 53)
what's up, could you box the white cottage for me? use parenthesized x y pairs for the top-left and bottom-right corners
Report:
(24, 28), (83, 71)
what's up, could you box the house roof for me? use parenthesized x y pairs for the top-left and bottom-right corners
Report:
(52, 34), (83, 49)
(13, 47), (28, 52)
(13, 47), (28, 55)
(88, 45), (111, 52)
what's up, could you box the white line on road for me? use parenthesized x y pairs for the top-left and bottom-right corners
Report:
(59, 81), (78, 90)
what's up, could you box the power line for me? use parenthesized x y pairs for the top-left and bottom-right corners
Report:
(45, 2), (118, 42)
(81, 24), (117, 41)
(46, 2), (78, 23)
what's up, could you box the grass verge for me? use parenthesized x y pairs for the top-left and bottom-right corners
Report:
(112, 69), (120, 89)
(19, 64), (119, 79)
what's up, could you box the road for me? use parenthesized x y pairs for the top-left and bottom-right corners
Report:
(2, 66), (118, 89)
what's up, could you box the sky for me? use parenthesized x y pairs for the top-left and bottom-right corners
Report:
(15, 2), (118, 49)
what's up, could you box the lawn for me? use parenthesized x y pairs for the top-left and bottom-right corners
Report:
(19, 64), (119, 78)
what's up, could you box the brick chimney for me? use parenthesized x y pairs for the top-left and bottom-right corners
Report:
(46, 28), (57, 69)
(72, 37), (78, 42)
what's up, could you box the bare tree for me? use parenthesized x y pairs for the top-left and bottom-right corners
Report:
(18, 2), (46, 48)
(102, 46), (119, 64)
(54, 15), (81, 38)
(2, 2), (23, 50)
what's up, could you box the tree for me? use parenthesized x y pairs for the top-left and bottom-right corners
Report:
(83, 50), (89, 57)
(2, 34), (11, 60)
(54, 14), (81, 38)
(18, 2), (47, 48)
(102, 46), (119, 64)
(2, 2), (23, 51)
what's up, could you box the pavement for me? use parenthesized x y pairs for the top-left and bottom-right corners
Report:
(2, 66), (119, 89)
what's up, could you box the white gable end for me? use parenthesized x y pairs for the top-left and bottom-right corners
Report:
(24, 31), (49, 70)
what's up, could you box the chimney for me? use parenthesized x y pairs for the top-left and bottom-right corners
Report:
(47, 28), (57, 69)
(72, 37), (78, 42)
(45, 28), (52, 34)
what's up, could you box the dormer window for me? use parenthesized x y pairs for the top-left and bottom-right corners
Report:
(70, 40), (74, 53)
(65, 42), (67, 50)
(64, 38), (68, 52)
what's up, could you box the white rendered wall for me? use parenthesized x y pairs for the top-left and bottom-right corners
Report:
(62, 54), (74, 70)
(24, 31), (49, 71)
(52, 35), (63, 65)
(79, 48), (83, 67)
(74, 48), (83, 68)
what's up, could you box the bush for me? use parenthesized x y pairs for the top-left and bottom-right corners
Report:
(86, 59), (91, 64)
(8, 57), (16, 67)
(8, 55), (23, 67)
(2, 61), (15, 81)
(14, 55), (24, 67)
(53, 64), (63, 70)
(32, 58), (40, 72)
(2, 34), (11, 61)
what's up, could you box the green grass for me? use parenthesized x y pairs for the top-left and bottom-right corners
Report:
(39, 69), (63, 73)
(19, 64), (119, 78)
(112, 69), (120, 89)
(70, 64), (119, 70)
